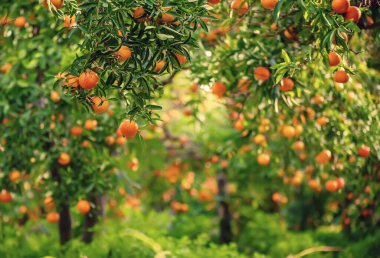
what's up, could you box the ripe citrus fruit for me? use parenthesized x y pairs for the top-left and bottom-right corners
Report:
(154, 61), (166, 73)
(9, 170), (21, 182)
(358, 145), (370, 157)
(43, 0), (64, 9)
(77, 200), (91, 214)
(14, 16), (27, 28)
(91, 96), (109, 114)
(331, 0), (350, 14)
(119, 120), (139, 138)
(70, 126), (83, 136)
(85, 119), (97, 130)
(78, 70), (99, 90)
(174, 53), (188, 65)
(133, 7), (145, 18)
(0, 190), (12, 202)
(254, 67), (270, 81)
(115, 46), (132, 62)
(325, 180), (338, 192)
(57, 152), (71, 166)
(279, 78), (294, 91)
(261, 0), (278, 10)
(46, 211), (60, 223)
(333, 70), (349, 83)
(212, 82), (226, 97)
(231, 0), (249, 15)
(345, 6), (361, 22)
(208, 0), (221, 4)
(257, 153), (270, 166)
(328, 52), (341, 67)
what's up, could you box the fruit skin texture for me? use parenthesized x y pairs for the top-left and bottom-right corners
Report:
(331, 0), (350, 14)
(0, 190), (12, 202)
(46, 212), (60, 223)
(62, 74), (79, 87)
(79, 71), (99, 90)
(70, 126), (83, 136)
(85, 119), (97, 130)
(91, 96), (109, 114)
(336, 178), (345, 189)
(14, 16), (27, 28)
(279, 78), (294, 91)
(328, 52), (341, 67)
(57, 152), (71, 166)
(175, 53), (187, 65)
(315, 149), (332, 164)
(257, 153), (270, 166)
(208, 0), (221, 4)
(358, 145), (371, 157)
(119, 120), (139, 139)
(261, 0), (278, 10)
(345, 6), (361, 23)
(133, 7), (145, 18)
(115, 46), (132, 62)
(77, 200), (91, 214)
(212, 82), (226, 97)
(231, 0), (249, 15)
(154, 61), (166, 73)
(325, 180), (338, 192)
(254, 67), (271, 81)
(334, 70), (350, 83)
(43, 0), (64, 9)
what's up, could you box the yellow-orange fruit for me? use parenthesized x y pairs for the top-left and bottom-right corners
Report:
(70, 126), (83, 136)
(279, 78), (294, 91)
(154, 61), (166, 73)
(212, 82), (226, 97)
(208, 0), (221, 4)
(78, 71), (99, 90)
(174, 53), (188, 65)
(231, 0), (249, 15)
(293, 141), (305, 151)
(62, 74), (79, 87)
(315, 149), (332, 165)
(77, 200), (91, 214)
(115, 46), (132, 62)
(105, 136), (115, 146)
(261, 0), (278, 10)
(1, 63), (13, 73)
(14, 16), (27, 28)
(119, 120), (139, 139)
(254, 67), (270, 81)
(43, 0), (64, 9)
(46, 211), (60, 223)
(282, 125), (295, 138)
(85, 119), (97, 130)
(0, 190), (12, 202)
(57, 152), (71, 166)
(257, 153), (270, 166)
(333, 70), (350, 83)
(91, 96), (109, 114)
(133, 7), (145, 18)
(328, 52), (341, 67)
(345, 6), (361, 23)
(325, 180), (338, 192)
(50, 91), (60, 102)
(331, 0), (350, 14)
(9, 170), (21, 182)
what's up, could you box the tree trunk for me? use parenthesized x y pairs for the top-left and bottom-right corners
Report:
(51, 166), (72, 245)
(58, 203), (72, 245)
(217, 168), (232, 244)
(82, 195), (104, 243)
